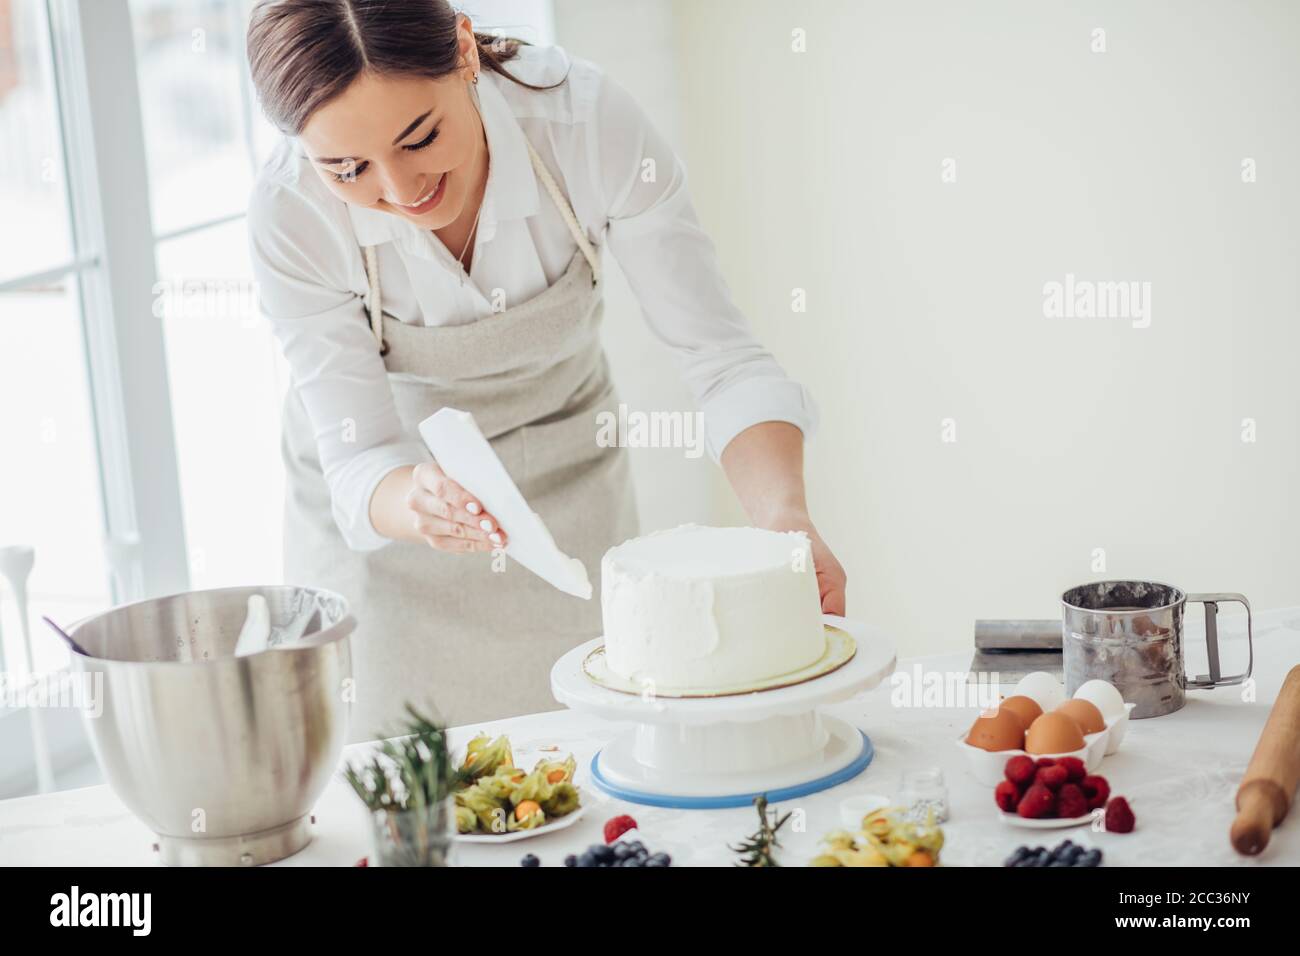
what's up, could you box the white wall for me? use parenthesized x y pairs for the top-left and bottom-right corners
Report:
(574, 0), (1300, 656)
(552, 0), (716, 532)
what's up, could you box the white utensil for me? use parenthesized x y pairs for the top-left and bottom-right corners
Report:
(233, 594), (272, 657)
(418, 407), (592, 599)
(0, 545), (53, 794)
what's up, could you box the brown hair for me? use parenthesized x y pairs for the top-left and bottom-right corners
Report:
(247, 0), (565, 135)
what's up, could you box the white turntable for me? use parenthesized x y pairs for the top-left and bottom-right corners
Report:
(550, 615), (896, 808)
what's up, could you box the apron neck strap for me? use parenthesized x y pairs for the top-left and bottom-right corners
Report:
(523, 138), (602, 286)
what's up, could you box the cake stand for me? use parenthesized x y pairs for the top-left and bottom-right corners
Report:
(550, 615), (896, 808)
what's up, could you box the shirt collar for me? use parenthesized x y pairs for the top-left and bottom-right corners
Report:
(344, 69), (540, 249)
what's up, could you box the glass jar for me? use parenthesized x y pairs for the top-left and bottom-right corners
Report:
(900, 768), (949, 824)
(368, 800), (454, 867)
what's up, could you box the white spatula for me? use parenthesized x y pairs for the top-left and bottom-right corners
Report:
(418, 407), (592, 600)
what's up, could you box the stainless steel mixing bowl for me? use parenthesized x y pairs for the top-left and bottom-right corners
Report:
(68, 585), (353, 866)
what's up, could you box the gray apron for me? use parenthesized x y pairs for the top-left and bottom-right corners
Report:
(282, 141), (638, 742)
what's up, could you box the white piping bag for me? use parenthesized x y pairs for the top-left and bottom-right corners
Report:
(418, 408), (592, 599)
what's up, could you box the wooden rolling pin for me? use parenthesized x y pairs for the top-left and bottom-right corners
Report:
(1231, 665), (1300, 855)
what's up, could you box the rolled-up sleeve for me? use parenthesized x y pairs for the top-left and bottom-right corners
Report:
(591, 72), (819, 460)
(248, 175), (428, 551)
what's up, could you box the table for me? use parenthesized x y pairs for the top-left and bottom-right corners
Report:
(2, 608), (1296, 867)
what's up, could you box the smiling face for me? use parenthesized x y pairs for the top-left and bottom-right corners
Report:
(298, 33), (485, 230)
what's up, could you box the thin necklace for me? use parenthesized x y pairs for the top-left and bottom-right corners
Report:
(457, 87), (489, 286)
(456, 196), (484, 286)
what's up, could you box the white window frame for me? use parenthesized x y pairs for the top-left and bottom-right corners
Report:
(40, 0), (190, 602)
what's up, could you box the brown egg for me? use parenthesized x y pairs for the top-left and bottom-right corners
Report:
(1056, 698), (1106, 736)
(965, 708), (1026, 752)
(997, 695), (1043, 730)
(1025, 712), (1086, 755)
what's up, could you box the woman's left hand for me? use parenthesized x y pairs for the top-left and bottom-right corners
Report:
(759, 510), (847, 616)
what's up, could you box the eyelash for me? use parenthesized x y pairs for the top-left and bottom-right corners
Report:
(330, 127), (440, 183)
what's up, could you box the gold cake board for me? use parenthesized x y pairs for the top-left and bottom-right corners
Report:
(581, 624), (856, 699)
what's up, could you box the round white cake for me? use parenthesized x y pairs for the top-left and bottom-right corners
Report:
(600, 525), (827, 691)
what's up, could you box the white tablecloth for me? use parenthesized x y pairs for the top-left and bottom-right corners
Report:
(2, 608), (1296, 867)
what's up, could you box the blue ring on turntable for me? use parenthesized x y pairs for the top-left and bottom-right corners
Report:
(588, 731), (874, 810)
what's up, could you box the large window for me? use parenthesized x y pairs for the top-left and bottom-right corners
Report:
(0, 0), (555, 794)
(1, 0), (113, 677)
(130, 0), (289, 590)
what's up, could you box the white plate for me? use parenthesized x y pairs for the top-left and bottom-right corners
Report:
(999, 809), (1095, 830)
(552, 616), (897, 727)
(454, 799), (588, 843)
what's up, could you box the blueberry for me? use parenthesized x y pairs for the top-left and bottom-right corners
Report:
(649, 852), (671, 866)
(1003, 846), (1033, 867)
(592, 844), (615, 864)
(563, 854), (577, 867)
(520, 853), (540, 868)
(577, 851), (597, 868)
(625, 841), (645, 854)
(1079, 849), (1103, 867)
(613, 842), (633, 860)
(620, 856), (641, 866)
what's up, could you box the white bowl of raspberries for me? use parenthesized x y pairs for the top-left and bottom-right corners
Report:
(994, 754), (1136, 832)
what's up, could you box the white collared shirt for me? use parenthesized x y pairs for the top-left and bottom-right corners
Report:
(248, 45), (818, 552)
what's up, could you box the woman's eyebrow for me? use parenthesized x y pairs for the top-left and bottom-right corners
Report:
(311, 109), (437, 166)
(391, 109), (434, 145)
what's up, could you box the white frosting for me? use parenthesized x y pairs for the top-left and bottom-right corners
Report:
(601, 525), (826, 690)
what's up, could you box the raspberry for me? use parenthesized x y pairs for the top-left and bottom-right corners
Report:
(603, 814), (639, 844)
(1056, 756), (1087, 782)
(994, 779), (1020, 813)
(1035, 757), (1057, 769)
(1004, 755), (1036, 787)
(1035, 765), (1069, 790)
(1056, 783), (1089, 818)
(1105, 797), (1135, 833)
(1081, 775), (1110, 811)
(1017, 784), (1057, 819)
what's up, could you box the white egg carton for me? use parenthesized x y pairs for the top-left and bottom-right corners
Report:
(956, 705), (1134, 787)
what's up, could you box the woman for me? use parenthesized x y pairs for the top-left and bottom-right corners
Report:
(246, 0), (845, 741)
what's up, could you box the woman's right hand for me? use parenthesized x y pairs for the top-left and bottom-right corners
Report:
(405, 461), (507, 552)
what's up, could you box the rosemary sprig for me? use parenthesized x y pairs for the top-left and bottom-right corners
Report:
(343, 703), (470, 812)
(731, 794), (791, 867)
